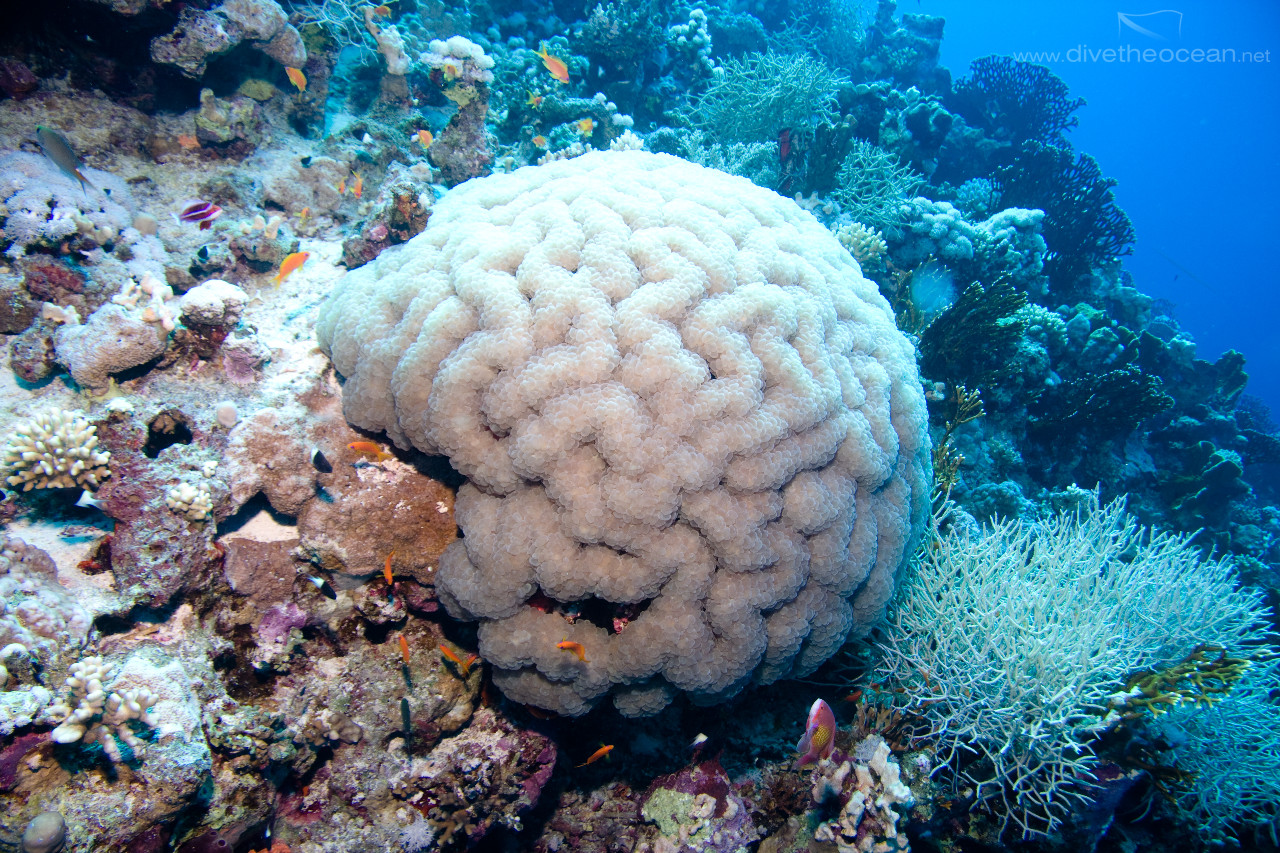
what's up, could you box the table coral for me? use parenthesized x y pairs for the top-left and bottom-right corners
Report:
(318, 151), (931, 716)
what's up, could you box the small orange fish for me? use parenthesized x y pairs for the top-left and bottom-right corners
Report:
(371, 4), (392, 16)
(557, 639), (588, 662)
(351, 172), (363, 199)
(464, 653), (479, 672)
(576, 117), (594, 137)
(531, 135), (547, 148)
(416, 129), (433, 148)
(347, 440), (393, 462)
(383, 551), (394, 586)
(273, 251), (309, 285)
(297, 206), (310, 227)
(439, 644), (472, 676)
(398, 634), (411, 665)
(285, 67), (307, 92)
(525, 90), (543, 108)
(336, 176), (347, 195)
(536, 44), (569, 84)
(576, 744), (613, 767)
(176, 134), (200, 150)
(442, 63), (460, 80)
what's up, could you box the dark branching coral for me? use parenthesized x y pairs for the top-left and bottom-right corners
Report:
(995, 141), (1136, 284)
(855, 0), (949, 93)
(1030, 364), (1173, 440)
(918, 279), (1027, 388)
(1104, 644), (1258, 718)
(578, 0), (663, 68)
(949, 56), (1085, 146)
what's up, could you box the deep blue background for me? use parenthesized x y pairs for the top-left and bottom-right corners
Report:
(915, 0), (1280, 415)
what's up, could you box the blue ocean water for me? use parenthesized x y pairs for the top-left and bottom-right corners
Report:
(919, 0), (1280, 414)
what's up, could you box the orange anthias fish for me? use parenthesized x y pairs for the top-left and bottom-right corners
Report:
(576, 117), (594, 137)
(176, 134), (200, 150)
(398, 634), (411, 665)
(336, 176), (347, 195)
(383, 551), (395, 586)
(297, 206), (310, 228)
(556, 639), (588, 662)
(285, 67), (307, 92)
(525, 90), (543, 108)
(536, 44), (569, 83)
(531, 135), (547, 148)
(347, 440), (393, 462)
(439, 644), (473, 676)
(371, 4), (392, 16)
(415, 129), (433, 148)
(351, 173), (363, 199)
(576, 744), (613, 767)
(273, 251), (309, 285)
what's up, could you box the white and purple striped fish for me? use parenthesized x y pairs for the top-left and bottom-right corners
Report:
(177, 200), (222, 230)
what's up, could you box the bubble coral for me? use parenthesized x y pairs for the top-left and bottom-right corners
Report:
(317, 151), (930, 716)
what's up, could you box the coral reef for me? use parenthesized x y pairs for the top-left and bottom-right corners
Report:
(148, 0), (307, 79)
(0, 0), (1275, 849)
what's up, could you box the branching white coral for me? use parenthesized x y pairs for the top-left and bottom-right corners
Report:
(876, 494), (1272, 838)
(48, 656), (158, 762)
(2, 409), (111, 491)
(166, 482), (214, 522)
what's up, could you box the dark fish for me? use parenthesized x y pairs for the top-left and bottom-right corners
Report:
(311, 447), (332, 473)
(305, 574), (337, 600)
(36, 125), (94, 194)
(178, 200), (223, 231)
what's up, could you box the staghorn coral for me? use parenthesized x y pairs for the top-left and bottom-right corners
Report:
(831, 140), (923, 231)
(318, 151), (931, 717)
(875, 494), (1272, 838)
(2, 409), (111, 491)
(687, 51), (847, 144)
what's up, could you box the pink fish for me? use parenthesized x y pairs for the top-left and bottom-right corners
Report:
(177, 200), (223, 231)
(795, 698), (837, 768)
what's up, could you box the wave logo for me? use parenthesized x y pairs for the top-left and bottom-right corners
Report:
(1117, 9), (1184, 40)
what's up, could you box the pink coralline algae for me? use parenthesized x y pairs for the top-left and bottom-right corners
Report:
(0, 58), (38, 100)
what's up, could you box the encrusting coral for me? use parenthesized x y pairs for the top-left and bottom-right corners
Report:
(318, 150), (932, 716)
